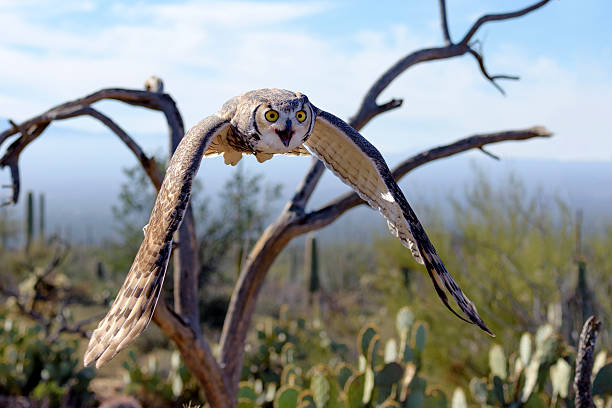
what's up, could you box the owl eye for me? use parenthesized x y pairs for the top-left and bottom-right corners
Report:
(295, 110), (307, 123)
(264, 110), (279, 122)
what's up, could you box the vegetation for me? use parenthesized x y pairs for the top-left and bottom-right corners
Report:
(1, 168), (610, 406)
(0, 2), (606, 405)
(372, 173), (611, 381)
(0, 314), (94, 407)
(119, 305), (612, 408)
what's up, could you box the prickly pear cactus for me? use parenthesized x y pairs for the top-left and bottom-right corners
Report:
(239, 306), (450, 408)
(593, 362), (612, 396)
(275, 385), (300, 408)
(468, 319), (612, 408)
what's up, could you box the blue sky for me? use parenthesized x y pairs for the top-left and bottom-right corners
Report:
(1, 0), (611, 161)
(1, 0), (611, 239)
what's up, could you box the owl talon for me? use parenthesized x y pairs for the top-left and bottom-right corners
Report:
(255, 152), (273, 163)
(85, 88), (491, 369)
(223, 151), (243, 166)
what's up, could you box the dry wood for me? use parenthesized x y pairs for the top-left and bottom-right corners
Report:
(574, 316), (602, 408)
(0, 1), (553, 406)
(0, 87), (220, 403)
(218, 1), (552, 394)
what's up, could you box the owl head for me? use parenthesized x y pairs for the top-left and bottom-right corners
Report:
(235, 89), (315, 153)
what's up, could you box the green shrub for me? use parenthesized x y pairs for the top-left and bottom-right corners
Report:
(122, 350), (201, 408)
(469, 321), (611, 408)
(238, 306), (448, 407)
(242, 305), (350, 386)
(0, 314), (95, 407)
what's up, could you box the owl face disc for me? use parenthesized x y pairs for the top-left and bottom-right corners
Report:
(232, 89), (315, 154)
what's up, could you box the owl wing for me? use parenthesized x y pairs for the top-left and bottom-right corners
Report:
(84, 115), (231, 368)
(304, 108), (493, 336)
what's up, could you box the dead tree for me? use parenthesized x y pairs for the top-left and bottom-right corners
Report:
(574, 316), (602, 408)
(0, 2), (553, 406)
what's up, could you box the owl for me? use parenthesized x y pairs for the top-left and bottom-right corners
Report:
(84, 89), (492, 368)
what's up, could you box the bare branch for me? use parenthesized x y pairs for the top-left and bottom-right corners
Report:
(0, 84), (209, 399)
(287, 158), (326, 213)
(395, 126), (550, 172)
(153, 299), (232, 408)
(1, 2), (555, 401)
(378, 98), (404, 117)
(219, 1), (553, 390)
(1, 161), (19, 206)
(349, 0), (550, 130)
(349, 45), (466, 130)
(219, 211), (297, 389)
(0, 107), (162, 204)
(0, 238), (98, 341)
(478, 146), (501, 160)
(37, 239), (70, 282)
(0, 89), (158, 146)
(460, 0), (552, 46)
(8, 119), (26, 136)
(467, 47), (519, 95)
(1, 124), (48, 205)
(82, 107), (163, 190)
(574, 316), (602, 408)
(218, 126), (552, 391)
(0, 90), (172, 203)
(438, 0), (452, 44)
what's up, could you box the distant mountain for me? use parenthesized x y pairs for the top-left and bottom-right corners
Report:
(1, 122), (610, 242)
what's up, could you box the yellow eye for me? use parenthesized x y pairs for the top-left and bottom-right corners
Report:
(264, 109), (279, 122)
(295, 110), (307, 123)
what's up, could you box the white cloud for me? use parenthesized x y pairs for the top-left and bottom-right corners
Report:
(0, 1), (610, 162)
(148, 1), (332, 27)
(0, 0), (96, 13)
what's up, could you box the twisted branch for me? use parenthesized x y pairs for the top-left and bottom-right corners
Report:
(349, 0), (550, 129)
(218, 126), (552, 391)
(0, 238), (97, 340)
(0, 90), (172, 200)
(438, 0), (452, 45)
(459, 0), (551, 46)
(467, 47), (519, 96)
(0, 87), (223, 405)
(574, 316), (602, 408)
(219, 0), (553, 394)
(1, 1), (553, 405)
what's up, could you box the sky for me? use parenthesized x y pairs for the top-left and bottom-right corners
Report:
(0, 0), (611, 239)
(0, 0), (611, 160)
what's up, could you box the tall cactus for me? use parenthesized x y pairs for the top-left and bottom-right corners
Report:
(0, 207), (7, 249)
(305, 233), (320, 304)
(96, 261), (106, 280)
(38, 192), (45, 242)
(289, 246), (298, 283)
(561, 210), (598, 346)
(25, 191), (34, 253)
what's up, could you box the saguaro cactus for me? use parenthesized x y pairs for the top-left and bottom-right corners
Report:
(25, 191), (34, 252)
(305, 233), (320, 304)
(39, 193), (45, 242)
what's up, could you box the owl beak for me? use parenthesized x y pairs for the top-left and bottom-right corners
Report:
(275, 119), (294, 147)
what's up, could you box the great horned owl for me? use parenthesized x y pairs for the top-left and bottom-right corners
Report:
(84, 89), (492, 368)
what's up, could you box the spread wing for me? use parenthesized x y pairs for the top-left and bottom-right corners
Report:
(305, 108), (493, 336)
(84, 115), (231, 368)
